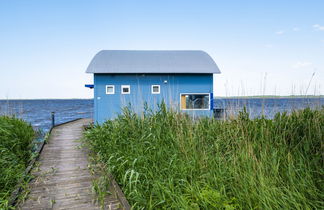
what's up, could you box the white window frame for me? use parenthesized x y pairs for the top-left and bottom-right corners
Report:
(151, 85), (160, 94)
(121, 85), (130, 94)
(180, 93), (210, 110)
(106, 85), (115, 94)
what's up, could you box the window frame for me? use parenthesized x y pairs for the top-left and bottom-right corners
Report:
(105, 85), (115, 95)
(121, 85), (131, 94)
(180, 93), (210, 110)
(151, 85), (160, 94)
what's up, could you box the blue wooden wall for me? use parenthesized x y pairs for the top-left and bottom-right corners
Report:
(94, 73), (213, 123)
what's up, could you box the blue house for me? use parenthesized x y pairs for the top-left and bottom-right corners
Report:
(86, 50), (221, 123)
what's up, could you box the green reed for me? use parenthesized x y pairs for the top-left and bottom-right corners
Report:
(85, 104), (323, 209)
(0, 116), (35, 209)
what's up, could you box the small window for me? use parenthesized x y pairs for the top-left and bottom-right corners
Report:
(180, 93), (210, 110)
(121, 85), (130, 94)
(151, 85), (160, 94)
(106, 85), (115, 94)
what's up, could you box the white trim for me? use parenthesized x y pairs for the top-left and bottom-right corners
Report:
(179, 93), (210, 110)
(121, 85), (130, 94)
(151, 85), (160, 94)
(106, 85), (115, 94)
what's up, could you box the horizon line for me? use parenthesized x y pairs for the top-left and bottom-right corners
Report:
(0, 95), (323, 100)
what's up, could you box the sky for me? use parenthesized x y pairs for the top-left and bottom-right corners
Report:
(0, 0), (323, 99)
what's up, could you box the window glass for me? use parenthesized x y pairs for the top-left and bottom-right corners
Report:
(153, 86), (159, 92)
(106, 85), (115, 94)
(121, 85), (130, 94)
(152, 85), (160, 94)
(180, 94), (209, 109)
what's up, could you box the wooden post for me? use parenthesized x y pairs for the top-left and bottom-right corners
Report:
(51, 112), (55, 127)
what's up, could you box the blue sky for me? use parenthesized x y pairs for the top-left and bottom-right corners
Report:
(0, 0), (323, 98)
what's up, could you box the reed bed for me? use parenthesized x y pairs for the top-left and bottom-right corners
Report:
(0, 116), (35, 209)
(85, 104), (323, 209)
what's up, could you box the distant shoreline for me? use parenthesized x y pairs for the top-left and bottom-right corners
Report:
(216, 95), (324, 99)
(0, 95), (323, 100)
(0, 98), (93, 101)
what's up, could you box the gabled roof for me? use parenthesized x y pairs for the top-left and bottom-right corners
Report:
(86, 50), (221, 74)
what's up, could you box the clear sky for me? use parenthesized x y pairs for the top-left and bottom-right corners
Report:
(0, 0), (323, 99)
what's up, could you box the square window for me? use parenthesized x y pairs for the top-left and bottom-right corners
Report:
(106, 85), (115, 94)
(180, 93), (210, 110)
(121, 85), (130, 94)
(152, 85), (160, 94)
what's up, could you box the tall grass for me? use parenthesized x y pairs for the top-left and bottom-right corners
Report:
(0, 116), (35, 209)
(85, 104), (323, 209)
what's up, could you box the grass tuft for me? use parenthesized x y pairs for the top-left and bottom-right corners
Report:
(0, 116), (35, 209)
(85, 104), (324, 209)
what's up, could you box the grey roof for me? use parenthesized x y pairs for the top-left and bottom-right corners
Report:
(86, 50), (220, 74)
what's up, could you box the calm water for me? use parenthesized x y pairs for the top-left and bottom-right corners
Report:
(214, 97), (324, 118)
(0, 99), (93, 132)
(0, 98), (323, 132)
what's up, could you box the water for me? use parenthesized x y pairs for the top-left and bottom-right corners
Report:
(0, 98), (323, 132)
(214, 97), (324, 118)
(0, 99), (93, 132)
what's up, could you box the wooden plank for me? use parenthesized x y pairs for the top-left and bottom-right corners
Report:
(17, 119), (127, 210)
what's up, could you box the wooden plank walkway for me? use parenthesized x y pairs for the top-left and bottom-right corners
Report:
(18, 119), (123, 210)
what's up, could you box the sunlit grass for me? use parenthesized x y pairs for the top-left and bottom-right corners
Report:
(85, 104), (323, 209)
(0, 116), (35, 209)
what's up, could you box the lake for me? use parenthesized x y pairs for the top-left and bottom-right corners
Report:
(0, 98), (323, 132)
(0, 99), (93, 132)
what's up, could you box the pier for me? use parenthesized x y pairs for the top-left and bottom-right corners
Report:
(18, 119), (127, 210)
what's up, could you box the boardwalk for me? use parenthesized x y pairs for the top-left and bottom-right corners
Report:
(19, 119), (123, 210)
